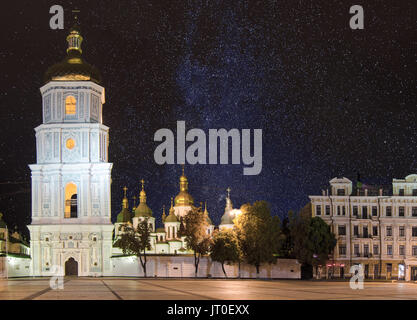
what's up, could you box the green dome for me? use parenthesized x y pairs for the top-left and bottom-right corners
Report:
(165, 212), (179, 223)
(134, 203), (153, 218)
(116, 207), (132, 223)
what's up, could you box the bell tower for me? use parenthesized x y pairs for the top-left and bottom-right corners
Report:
(28, 24), (114, 277)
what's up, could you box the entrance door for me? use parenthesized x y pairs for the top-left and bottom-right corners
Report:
(411, 267), (417, 281)
(65, 257), (78, 276)
(340, 267), (344, 279)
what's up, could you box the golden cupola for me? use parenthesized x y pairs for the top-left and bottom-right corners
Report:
(134, 179), (153, 218)
(174, 166), (194, 206)
(44, 24), (101, 84)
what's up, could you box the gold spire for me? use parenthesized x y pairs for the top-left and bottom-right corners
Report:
(175, 165), (194, 206)
(139, 179), (146, 203)
(165, 197), (179, 223)
(204, 201), (208, 214)
(170, 197), (174, 213)
(179, 165), (188, 192)
(122, 186), (128, 209)
(132, 195), (137, 209)
(66, 24), (83, 54)
(162, 205), (166, 222)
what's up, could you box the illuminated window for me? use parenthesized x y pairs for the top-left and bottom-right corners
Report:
(65, 182), (77, 218)
(65, 96), (76, 115)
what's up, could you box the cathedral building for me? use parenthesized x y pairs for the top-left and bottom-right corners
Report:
(113, 168), (220, 256)
(26, 25), (238, 276)
(309, 175), (417, 281)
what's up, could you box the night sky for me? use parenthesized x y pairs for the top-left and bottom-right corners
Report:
(0, 1), (415, 239)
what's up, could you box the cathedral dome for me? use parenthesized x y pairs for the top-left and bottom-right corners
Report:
(165, 211), (179, 223)
(134, 180), (153, 218)
(44, 25), (101, 84)
(116, 207), (132, 223)
(165, 198), (179, 223)
(134, 203), (153, 218)
(116, 187), (133, 223)
(220, 212), (234, 225)
(174, 191), (194, 206)
(174, 166), (194, 206)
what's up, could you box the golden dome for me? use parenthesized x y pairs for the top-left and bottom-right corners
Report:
(174, 166), (194, 206)
(44, 24), (101, 84)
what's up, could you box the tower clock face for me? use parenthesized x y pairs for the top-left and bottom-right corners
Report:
(66, 138), (75, 150)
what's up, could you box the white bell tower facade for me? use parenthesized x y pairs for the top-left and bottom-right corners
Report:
(28, 25), (114, 277)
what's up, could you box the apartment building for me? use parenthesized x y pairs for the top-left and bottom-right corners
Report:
(309, 175), (417, 281)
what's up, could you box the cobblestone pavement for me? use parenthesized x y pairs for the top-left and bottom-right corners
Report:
(0, 278), (416, 300)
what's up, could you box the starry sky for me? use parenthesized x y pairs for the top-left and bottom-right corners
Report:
(0, 0), (415, 238)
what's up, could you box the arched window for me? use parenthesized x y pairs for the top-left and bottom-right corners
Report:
(65, 182), (77, 218)
(65, 96), (76, 115)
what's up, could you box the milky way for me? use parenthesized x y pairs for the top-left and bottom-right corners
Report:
(0, 0), (415, 238)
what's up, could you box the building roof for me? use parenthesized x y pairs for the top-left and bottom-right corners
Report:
(116, 207), (132, 223)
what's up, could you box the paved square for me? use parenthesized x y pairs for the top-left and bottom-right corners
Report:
(0, 278), (416, 300)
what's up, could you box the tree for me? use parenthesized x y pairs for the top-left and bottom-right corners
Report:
(278, 213), (295, 258)
(118, 219), (152, 277)
(234, 201), (281, 277)
(210, 229), (240, 277)
(179, 207), (212, 277)
(290, 203), (336, 278)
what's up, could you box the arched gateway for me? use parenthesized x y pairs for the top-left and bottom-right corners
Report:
(65, 257), (78, 276)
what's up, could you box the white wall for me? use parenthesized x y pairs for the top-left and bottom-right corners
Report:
(0, 256), (31, 278)
(111, 255), (300, 279)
